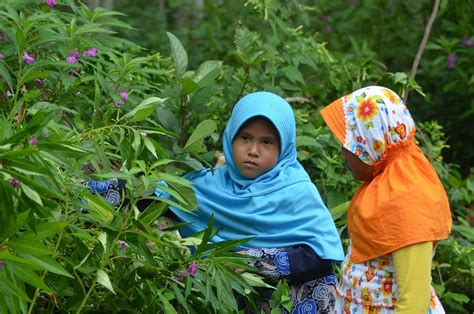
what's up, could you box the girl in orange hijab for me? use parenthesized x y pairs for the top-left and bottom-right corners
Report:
(320, 86), (452, 313)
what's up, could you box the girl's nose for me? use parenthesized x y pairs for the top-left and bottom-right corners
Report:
(248, 143), (259, 157)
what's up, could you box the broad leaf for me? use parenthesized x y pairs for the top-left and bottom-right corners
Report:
(97, 269), (116, 294)
(183, 119), (217, 153)
(167, 32), (188, 77)
(123, 97), (166, 122)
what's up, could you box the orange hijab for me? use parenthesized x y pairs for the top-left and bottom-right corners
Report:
(320, 86), (451, 263)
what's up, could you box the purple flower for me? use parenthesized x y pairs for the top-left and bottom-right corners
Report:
(34, 78), (44, 85)
(118, 240), (126, 251)
(23, 53), (34, 64)
(461, 35), (474, 47)
(0, 53), (4, 60)
(119, 90), (128, 100)
(69, 50), (81, 59)
(319, 15), (329, 22)
(173, 270), (187, 282)
(10, 178), (21, 187)
(28, 137), (38, 145)
(45, 0), (56, 8)
(187, 263), (198, 276)
(324, 25), (333, 32)
(66, 50), (80, 63)
(113, 99), (125, 107)
(447, 53), (458, 69)
(0, 261), (5, 268)
(84, 48), (98, 57)
(66, 56), (78, 63)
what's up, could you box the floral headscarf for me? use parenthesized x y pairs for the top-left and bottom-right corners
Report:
(321, 86), (451, 263)
(342, 87), (415, 166)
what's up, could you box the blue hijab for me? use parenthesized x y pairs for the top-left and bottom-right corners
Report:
(167, 92), (343, 261)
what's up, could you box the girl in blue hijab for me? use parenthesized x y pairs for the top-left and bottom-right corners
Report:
(87, 91), (344, 312)
(166, 91), (344, 313)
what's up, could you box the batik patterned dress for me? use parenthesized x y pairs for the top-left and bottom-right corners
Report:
(242, 247), (338, 314)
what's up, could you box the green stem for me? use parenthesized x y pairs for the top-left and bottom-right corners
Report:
(27, 165), (70, 314)
(76, 209), (134, 313)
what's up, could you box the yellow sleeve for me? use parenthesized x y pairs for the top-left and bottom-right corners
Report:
(392, 242), (432, 313)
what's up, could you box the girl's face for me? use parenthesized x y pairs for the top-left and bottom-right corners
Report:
(232, 117), (280, 179)
(341, 147), (375, 181)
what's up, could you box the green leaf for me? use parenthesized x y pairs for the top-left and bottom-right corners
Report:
(240, 272), (274, 289)
(183, 119), (217, 153)
(296, 135), (319, 147)
(22, 255), (73, 278)
(0, 276), (31, 303)
(98, 232), (107, 251)
(8, 238), (53, 256)
(157, 172), (192, 188)
(0, 210), (29, 242)
(0, 62), (13, 91)
(35, 142), (90, 157)
(15, 29), (25, 53)
(84, 194), (115, 225)
(193, 60), (223, 86)
(131, 129), (141, 153)
(156, 289), (177, 314)
(7, 264), (52, 292)
(329, 201), (349, 219)
(282, 65), (304, 84)
(167, 32), (188, 77)
(123, 97), (166, 122)
(97, 269), (116, 294)
(20, 184), (43, 206)
(22, 222), (66, 240)
(143, 137), (157, 158)
(182, 77), (198, 95)
(139, 202), (169, 226)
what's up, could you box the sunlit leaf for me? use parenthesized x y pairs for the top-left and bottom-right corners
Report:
(97, 269), (116, 294)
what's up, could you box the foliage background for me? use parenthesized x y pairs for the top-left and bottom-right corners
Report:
(0, 0), (472, 312)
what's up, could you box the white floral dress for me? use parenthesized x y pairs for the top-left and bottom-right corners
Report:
(335, 242), (445, 314)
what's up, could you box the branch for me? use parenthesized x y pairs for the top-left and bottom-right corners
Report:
(403, 0), (440, 103)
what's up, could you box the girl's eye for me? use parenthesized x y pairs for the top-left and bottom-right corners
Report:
(239, 135), (250, 141)
(263, 139), (274, 145)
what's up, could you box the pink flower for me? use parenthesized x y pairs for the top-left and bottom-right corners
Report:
(23, 53), (34, 64)
(0, 52), (4, 60)
(84, 48), (98, 57)
(187, 263), (198, 276)
(45, 0), (56, 8)
(10, 178), (20, 187)
(119, 90), (128, 100)
(0, 261), (5, 268)
(118, 240), (126, 251)
(66, 56), (78, 63)
(28, 137), (38, 145)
